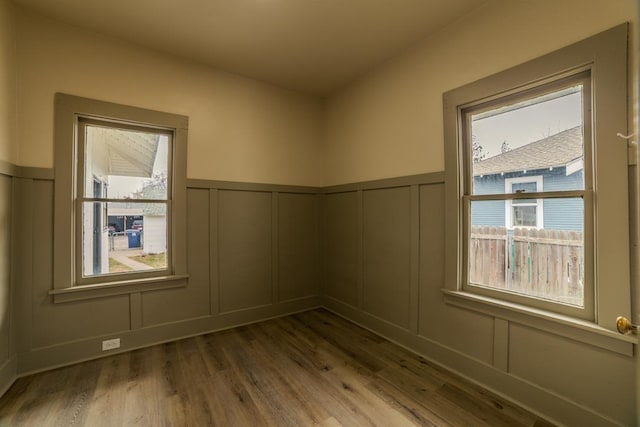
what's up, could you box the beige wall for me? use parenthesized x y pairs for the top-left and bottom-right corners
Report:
(0, 0), (15, 163)
(0, 0), (15, 396)
(15, 9), (323, 186)
(323, 0), (636, 186)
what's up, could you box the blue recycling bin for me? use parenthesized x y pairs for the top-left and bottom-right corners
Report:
(126, 230), (141, 248)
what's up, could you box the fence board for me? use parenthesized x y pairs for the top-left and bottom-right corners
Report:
(469, 226), (583, 305)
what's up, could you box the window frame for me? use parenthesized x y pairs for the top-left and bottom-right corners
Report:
(52, 94), (189, 302)
(75, 117), (174, 285)
(461, 73), (593, 319)
(443, 24), (630, 331)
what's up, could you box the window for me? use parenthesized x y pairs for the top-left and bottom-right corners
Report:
(444, 24), (630, 328)
(53, 94), (188, 300)
(464, 76), (590, 313)
(504, 176), (543, 229)
(78, 120), (171, 279)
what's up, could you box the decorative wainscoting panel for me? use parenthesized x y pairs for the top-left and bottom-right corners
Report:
(322, 191), (359, 306)
(218, 189), (273, 313)
(362, 186), (412, 330)
(278, 192), (320, 302)
(11, 176), (322, 376)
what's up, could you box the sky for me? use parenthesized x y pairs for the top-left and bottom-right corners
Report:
(471, 88), (583, 160)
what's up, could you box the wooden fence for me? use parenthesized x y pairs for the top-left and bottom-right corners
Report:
(469, 226), (583, 305)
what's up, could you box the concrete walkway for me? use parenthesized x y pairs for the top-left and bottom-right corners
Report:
(109, 250), (154, 270)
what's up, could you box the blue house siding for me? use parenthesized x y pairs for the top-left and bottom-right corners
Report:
(471, 174), (505, 227)
(472, 174), (504, 195)
(543, 168), (583, 191)
(471, 200), (504, 227)
(543, 198), (582, 231)
(472, 167), (583, 231)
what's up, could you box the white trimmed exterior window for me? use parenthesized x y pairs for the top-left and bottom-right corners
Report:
(505, 176), (543, 229)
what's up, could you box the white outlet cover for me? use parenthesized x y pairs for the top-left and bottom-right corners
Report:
(102, 338), (121, 351)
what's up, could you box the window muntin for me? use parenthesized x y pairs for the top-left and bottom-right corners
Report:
(461, 73), (591, 316)
(77, 119), (172, 281)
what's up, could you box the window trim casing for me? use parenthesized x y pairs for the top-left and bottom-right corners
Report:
(443, 24), (630, 332)
(53, 94), (189, 301)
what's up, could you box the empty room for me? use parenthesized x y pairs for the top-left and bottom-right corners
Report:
(0, 0), (638, 425)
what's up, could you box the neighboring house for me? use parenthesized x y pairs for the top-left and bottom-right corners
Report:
(471, 126), (583, 231)
(142, 185), (167, 255)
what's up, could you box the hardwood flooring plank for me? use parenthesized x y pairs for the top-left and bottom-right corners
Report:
(376, 340), (455, 384)
(230, 328), (326, 425)
(444, 375), (538, 426)
(254, 321), (380, 427)
(125, 348), (164, 427)
(251, 323), (333, 422)
(418, 390), (496, 427)
(366, 376), (453, 427)
(293, 311), (387, 373)
(210, 366), (268, 426)
(221, 330), (299, 426)
(321, 365), (418, 426)
(315, 416), (344, 427)
(195, 334), (229, 374)
(376, 362), (444, 396)
(533, 417), (560, 427)
(436, 382), (529, 427)
(83, 352), (130, 426)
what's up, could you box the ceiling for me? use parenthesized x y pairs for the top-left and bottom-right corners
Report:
(13, 0), (487, 96)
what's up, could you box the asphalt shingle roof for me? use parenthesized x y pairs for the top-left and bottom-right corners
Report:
(473, 126), (583, 176)
(142, 186), (167, 216)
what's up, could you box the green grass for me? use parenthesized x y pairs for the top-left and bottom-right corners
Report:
(129, 253), (167, 269)
(109, 257), (133, 273)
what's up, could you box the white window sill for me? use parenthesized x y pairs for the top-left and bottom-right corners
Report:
(442, 289), (636, 356)
(50, 274), (189, 303)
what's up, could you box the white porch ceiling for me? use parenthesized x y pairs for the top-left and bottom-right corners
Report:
(12, 0), (487, 95)
(88, 126), (159, 178)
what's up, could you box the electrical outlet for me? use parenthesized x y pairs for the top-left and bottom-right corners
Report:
(102, 338), (121, 351)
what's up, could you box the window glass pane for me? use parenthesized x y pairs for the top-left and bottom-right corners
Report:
(84, 125), (169, 200)
(512, 205), (536, 227)
(470, 85), (584, 195)
(82, 201), (168, 277)
(469, 198), (584, 307)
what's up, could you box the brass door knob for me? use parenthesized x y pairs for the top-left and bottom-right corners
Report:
(615, 316), (638, 335)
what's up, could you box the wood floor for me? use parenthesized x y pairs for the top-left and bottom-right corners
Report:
(0, 309), (555, 426)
